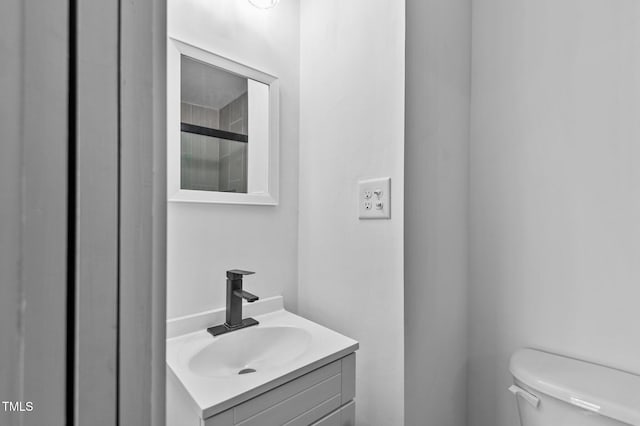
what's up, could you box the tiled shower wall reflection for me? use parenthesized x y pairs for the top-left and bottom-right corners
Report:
(180, 94), (248, 193)
(219, 93), (248, 193)
(181, 103), (221, 191)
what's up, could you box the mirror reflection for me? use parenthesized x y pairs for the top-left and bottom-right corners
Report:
(180, 56), (249, 193)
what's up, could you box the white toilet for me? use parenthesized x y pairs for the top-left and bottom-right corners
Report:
(509, 349), (640, 426)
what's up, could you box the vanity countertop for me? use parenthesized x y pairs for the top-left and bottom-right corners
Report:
(166, 308), (358, 419)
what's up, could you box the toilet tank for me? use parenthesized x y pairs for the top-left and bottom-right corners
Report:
(509, 349), (640, 426)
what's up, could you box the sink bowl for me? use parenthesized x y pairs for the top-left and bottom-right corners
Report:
(187, 326), (312, 378)
(167, 308), (359, 418)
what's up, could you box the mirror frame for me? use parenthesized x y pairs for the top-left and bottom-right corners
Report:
(167, 38), (280, 205)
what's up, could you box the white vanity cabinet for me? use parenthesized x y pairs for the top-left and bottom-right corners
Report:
(166, 307), (359, 426)
(168, 353), (356, 426)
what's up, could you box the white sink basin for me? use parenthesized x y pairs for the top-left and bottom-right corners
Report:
(188, 326), (312, 378)
(166, 308), (358, 419)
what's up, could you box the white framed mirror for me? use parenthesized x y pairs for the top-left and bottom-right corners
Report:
(167, 38), (279, 205)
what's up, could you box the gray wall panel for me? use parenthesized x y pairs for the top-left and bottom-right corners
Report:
(404, 0), (471, 424)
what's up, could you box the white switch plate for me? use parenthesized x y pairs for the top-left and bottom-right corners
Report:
(358, 177), (391, 219)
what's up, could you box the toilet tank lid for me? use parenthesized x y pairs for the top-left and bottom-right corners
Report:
(510, 349), (640, 426)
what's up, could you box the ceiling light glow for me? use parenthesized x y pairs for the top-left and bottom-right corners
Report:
(248, 0), (279, 9)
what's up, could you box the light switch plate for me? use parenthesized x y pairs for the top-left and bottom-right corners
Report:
(358, 177), (391, 219)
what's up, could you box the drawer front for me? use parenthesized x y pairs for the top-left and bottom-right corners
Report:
(204, 354), (356, 426)
(310, 409), (340, 426)
(282, 395), (341, 426)
(236, 374), (341, 426)
(235, 361), (341, 423)
(310, 401), (355, 426)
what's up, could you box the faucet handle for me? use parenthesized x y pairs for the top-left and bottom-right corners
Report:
(227, 269), (255, 280)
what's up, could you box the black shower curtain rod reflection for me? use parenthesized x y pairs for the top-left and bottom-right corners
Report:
(181, 122), (249, 143)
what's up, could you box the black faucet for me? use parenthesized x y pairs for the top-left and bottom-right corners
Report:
(207, 269), (260, 337)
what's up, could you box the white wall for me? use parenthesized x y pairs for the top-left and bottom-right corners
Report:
(404, 0), (471, 424)
(298, 1), (405, 425)
(469, 1), (640, 425)
(167, 0), (300, 319)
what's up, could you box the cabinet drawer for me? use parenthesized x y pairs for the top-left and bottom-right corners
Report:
(282, 395), (341, 426)
(235, 361), (341, 423)
(203, 353), (356, 426)
(236, 374), (341, 426)
(310, 401), (355, 426)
